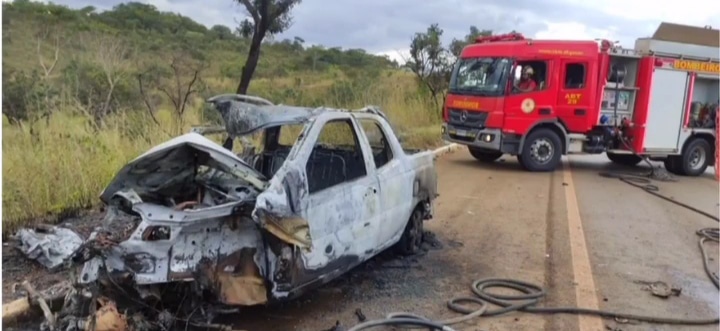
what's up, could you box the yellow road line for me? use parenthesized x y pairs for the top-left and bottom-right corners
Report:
(562, 157), (604, 331)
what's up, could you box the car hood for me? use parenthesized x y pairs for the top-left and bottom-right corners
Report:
(99, 132), (267, 204)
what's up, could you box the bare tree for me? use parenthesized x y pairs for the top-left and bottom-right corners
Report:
(77, 32), (134, 127)
(138, 52), (207, 129)
(137, 70), (164, 129)
(35, 26), (60, 79)
(162, 55), (205, 119)
(234, 0), (302, 94)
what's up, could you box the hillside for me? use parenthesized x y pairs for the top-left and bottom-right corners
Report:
(1, 0), (443, 234)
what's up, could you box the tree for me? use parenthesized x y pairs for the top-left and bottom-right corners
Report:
(34, 26), (60, 77)
(1, 69), (57, 128)
(210, 25), (234, 40)
(234, 0), (302, 94)
(406, 23), (453, 111)
(137, 51), (208, 129)
(79, 32), (134, 127)
(449, 26), (492, 59)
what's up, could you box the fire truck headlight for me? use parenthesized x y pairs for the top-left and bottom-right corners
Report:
(481, 134), (494, 142)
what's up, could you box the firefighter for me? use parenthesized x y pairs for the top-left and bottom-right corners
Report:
(517, 66), (537, 92)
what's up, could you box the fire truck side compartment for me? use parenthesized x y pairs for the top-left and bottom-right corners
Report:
(643, 69), (691, 151)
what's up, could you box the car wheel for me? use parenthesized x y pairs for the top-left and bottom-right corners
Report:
(663, 155), (684, 175)
(397, 207), (424, 256)
(468, 147), (503, 163)
(607, 152), (643, 166)
(520, 128), (562, 172)
(680, 138), (710, 176)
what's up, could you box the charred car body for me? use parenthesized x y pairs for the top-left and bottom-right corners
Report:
(79, 94), (438, 307)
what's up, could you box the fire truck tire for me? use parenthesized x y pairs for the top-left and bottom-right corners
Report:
(468, 147), (503, 162)
(606, 152), (642, 166)
(663, 156), (684, 175)
(680, 138), (711, 176)
(519, 128), (562, 172)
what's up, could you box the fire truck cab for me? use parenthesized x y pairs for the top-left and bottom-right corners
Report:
(441, 23), (719, 176)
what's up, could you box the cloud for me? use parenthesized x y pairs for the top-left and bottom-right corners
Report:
(27, 0), (720, 60)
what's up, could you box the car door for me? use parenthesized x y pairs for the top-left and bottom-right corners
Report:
(294, 115), (381, 272)
(356, 116), (413, 249)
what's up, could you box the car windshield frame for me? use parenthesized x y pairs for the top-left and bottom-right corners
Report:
(448, 57), (511, 97)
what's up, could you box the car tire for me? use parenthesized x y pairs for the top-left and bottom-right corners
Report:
(397, 207), (424, 256)
(607, 152), (643, 166)
(663, 156), (684, 175)
(680, 138), (710, 176)
(468, 147), (503, 163)
(520, 128), (562, 172)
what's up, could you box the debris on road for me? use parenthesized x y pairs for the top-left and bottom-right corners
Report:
(84, 297), (128, 331)
(355, 308), (366, 322)
(12, 225), (83, 270)
(21, 280), (56, 329)
(633, 280), (682, 298)
(321, 320), (344, 331)
(1, 281), (72, 326)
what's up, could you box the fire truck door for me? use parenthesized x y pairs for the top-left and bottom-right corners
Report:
(506, 59), (556, 132)
(557, 60), (592, 131)
(643, 69), (690, 151)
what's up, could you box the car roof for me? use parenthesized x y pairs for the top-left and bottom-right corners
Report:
(202, 94), (391, 137)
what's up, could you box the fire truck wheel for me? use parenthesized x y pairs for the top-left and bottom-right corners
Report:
(680, 138), (711, 176)
(520, 128), (562, 172)
(606, 152), (642, 166)
(663, 156), (683, 175)
(468, 147), (503, 162)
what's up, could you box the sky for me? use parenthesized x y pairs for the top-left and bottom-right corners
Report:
(20, 0), (720, 63)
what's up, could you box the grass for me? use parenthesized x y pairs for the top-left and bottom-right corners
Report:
(1, 71), (444, 236)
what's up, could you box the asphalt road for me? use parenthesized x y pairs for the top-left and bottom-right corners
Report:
(229, 148), (719, 331)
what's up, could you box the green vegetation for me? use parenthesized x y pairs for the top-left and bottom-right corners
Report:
(2, 0), (452, 234)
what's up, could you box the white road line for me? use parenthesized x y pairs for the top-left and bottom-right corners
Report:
(562, 157), (604, 331)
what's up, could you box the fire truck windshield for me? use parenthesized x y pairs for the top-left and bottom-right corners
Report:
(449, 57), (511, 96)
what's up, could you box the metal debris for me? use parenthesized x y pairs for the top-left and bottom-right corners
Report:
(13, 225), (84, 270)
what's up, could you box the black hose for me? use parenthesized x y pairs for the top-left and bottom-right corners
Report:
(349, 276), (719, 331)
(697, 227), (720, 288)
(596, 170), (718, 222)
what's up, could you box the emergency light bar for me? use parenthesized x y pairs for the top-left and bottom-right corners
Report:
(475, 32), (526, 43)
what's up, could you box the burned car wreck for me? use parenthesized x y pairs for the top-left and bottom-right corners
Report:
(70, 94), (438, 326)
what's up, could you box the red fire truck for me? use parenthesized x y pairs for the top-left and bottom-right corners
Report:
(441, 23), (719, 176)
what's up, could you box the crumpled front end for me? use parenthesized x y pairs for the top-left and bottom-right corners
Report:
(79, 202), (269, 306)
(78, 132), (273, 306)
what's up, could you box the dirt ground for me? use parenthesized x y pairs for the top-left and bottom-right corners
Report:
(2, 149), (718, 331)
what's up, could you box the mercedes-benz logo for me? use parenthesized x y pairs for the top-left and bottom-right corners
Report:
(460, 110), (468, 122)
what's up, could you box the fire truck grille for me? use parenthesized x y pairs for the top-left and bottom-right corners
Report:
(448, 109), (488, 128)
